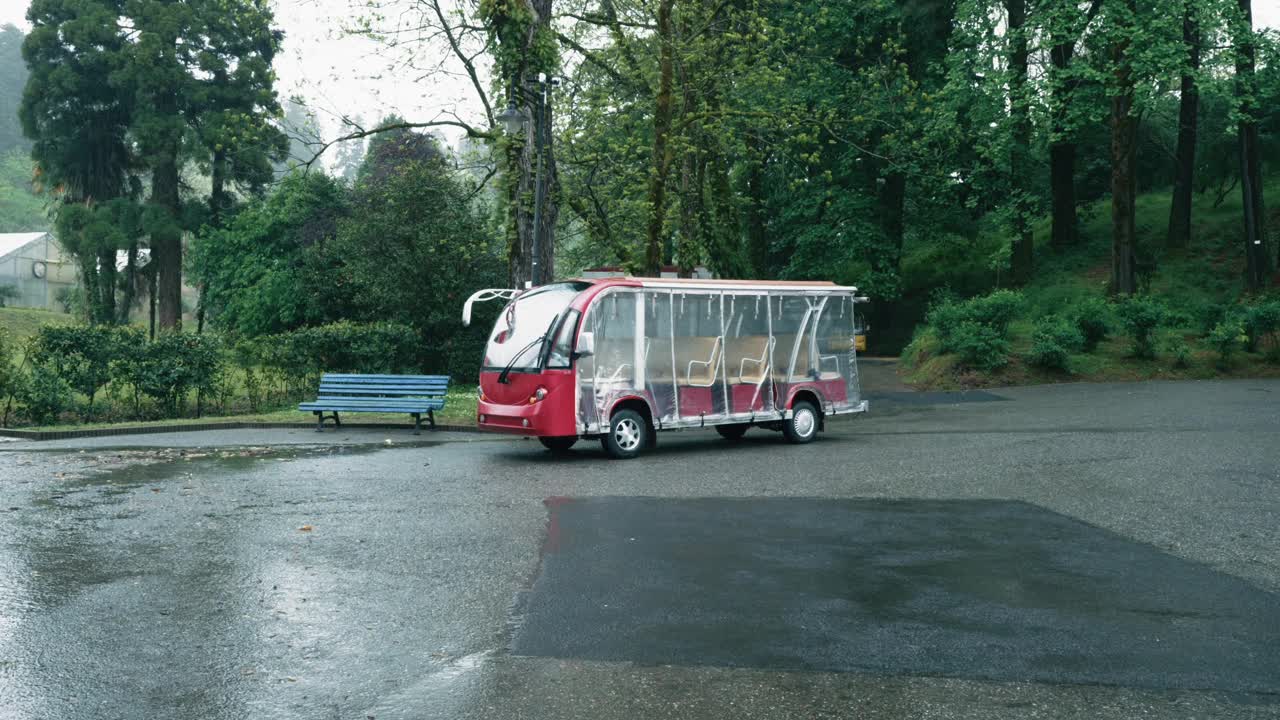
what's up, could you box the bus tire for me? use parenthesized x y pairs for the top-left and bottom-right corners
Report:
(783, 401), (819, 444)
(539, 436), (577, 453)
(602, 409), (647, 459)
(715, 424), (749, 441)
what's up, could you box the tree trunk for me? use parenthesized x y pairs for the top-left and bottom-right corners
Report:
(198, 147), (228, 333)
(95, 244), (117, 325)
(503, 0), (559, 288)
(877, 172), (907, 288)
(1006, 0), (1033, 283)
(1167, 0), (1200, 250)
(1235, 0), (1270, 289)
(645, 0), (675, 276)
(1049, 40), (1079, 249)
(743, 147), (769, 277)
(1110, 3), (1138, 295)
(151, 151), (183, 330)
(117, 240), (138, 325)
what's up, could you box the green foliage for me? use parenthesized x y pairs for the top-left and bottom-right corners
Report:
(30, 325), (123, 413)
(329, 160), (504, 378)
(0, 328), (17, 424)
(1242, 301), (1280, 354)
(246, 321), (420, 380)
(116, 331), (225, 418)
(948, 321), (1011, 371)
(1027, 316), (1084, 371)
(927, 290), (1023, 345)
(191, 172), (351, 335)
(1164, 336), (1193, 369)
(1205, 321), (1246, 368)
(1071, 297), (1114, 352)
(923, 290), (1022, 370)
(1116, 295), (1168, 359)
(16, 362), (72, 425)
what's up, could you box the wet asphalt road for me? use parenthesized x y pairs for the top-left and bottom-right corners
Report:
(1, 379), (1278, 719)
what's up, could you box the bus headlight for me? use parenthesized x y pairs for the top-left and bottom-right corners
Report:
(530, 387), (547, 403)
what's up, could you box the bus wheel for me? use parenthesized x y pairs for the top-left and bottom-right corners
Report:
(715, 424), (749, 442)
(783, 401), (819, 444)
(539, 436), (577, 453)
(602, 409), (647, 459)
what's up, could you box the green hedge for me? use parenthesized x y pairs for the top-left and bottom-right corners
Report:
(1, 320), (430, 427)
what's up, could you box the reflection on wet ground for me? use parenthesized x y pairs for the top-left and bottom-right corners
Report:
(513, 497), (1280, 693)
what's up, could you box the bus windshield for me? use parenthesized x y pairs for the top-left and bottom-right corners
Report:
(483, 282), (589, 372)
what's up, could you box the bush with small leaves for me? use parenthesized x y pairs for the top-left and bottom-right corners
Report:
(1071, 297), (1113, 352)
(1027, 317), (1084, 371)
(925, 290), (1022, 370)
(1116, 296), (1168, 359)
(1205, 321), (1247, 368)
(16, 363), (72, 425)
(1242, 301), (1280, 355)
(949, 320), (1010, 371)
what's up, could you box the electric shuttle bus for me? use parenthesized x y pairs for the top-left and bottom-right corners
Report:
(462, 278), (868, 459)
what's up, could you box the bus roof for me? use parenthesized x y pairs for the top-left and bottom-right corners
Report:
(575, 277), (860, 293)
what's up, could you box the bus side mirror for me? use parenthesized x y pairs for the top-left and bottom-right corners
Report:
(574, 332), (595, 358)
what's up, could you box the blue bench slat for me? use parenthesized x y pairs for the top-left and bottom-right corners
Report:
(304, 394), (445, 399)
(318, 385), (448, 391)
(313, 389), (445, 394)
(320, 374), (450, 381)
(300, 374), (452, 432)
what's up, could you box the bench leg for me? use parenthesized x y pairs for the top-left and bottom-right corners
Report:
(428, 409), (436, 429)
(412, 413), (421, 436)
(315, 411), (340, 432)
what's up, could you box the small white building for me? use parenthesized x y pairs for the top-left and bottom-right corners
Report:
(0, 232), (77, 310)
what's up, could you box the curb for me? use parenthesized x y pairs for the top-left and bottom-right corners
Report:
(0, 421), (484, 442)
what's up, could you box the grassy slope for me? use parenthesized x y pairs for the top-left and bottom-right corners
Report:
(902, 175), (1280, 390)
(0, 306), (75, 343)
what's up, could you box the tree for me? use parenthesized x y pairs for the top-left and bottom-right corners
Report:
(1166, 0), (1201, 250)
(0, 24), (31, 155)
(333, 157), (505, 376)
(190, 172), (350, 336)
(21, 0), (137, 322)
(482, 0), (561, 287)
(118, 0), (286, 331)
(1006, 0), (1034, 282)
(1108, 0), (1139, 295)
(1234, 0), (1270, 289)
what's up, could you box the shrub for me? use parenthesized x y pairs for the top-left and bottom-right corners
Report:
(116, 332), (226, 418)
(925, 289), (1022, 370)
(965, 290), (1022, 333)
(1071, 297), (1113, 352)
(1116, 295), (1168, 359)
(0, 328), (18, 426)
(949, 320), (1010, 371)
(1027, 317), (1084, 371)
(1164, 336), (1193, 369)
(30, 325), (124, 417)
(1242, 301), (1280, 355)
(1205, 321), (1246, 368)
(16, 363), (72, 425)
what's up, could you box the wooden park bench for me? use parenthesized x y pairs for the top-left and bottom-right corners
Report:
(298, 373), (450, 435)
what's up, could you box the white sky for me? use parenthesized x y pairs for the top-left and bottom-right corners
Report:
(2, 0), (1278, 150)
